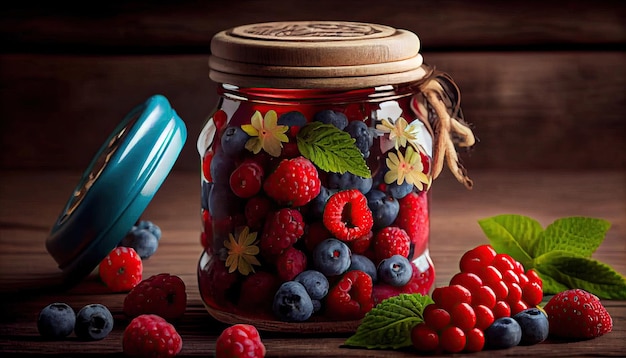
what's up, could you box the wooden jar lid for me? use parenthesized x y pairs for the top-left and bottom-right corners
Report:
(209, 21), (427, 89)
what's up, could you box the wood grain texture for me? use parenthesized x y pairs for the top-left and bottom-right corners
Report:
(0, 170), (625, 356)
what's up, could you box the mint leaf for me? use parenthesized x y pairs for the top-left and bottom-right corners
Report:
(343, 294), (433, 349)
(534, 250), (626, 299)
(477, 215), (538, 269)
(296, 122), (371, 178)
(532, 217), (611, 257)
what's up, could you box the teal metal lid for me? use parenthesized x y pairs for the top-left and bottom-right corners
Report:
(45, 94), (187, 284)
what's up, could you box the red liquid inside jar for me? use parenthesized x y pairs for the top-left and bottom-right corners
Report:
(197, 83), (435, 330)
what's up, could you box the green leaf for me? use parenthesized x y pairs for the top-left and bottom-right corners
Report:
(296, 122), (371, 178)
(532, 217), (611, 257)
(534, 250), (626, 299)
(477, 215), (538, 269)
(533, 269), (569, 295)
(343, 294), (433, 350)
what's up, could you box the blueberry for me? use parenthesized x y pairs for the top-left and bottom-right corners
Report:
(201, 181), (213, 211)
(209, 183), (242, 219)
(312, 238), (351, 276)
(387, 180), (414, 199)
(278, 111), (307, 128)
(74, 304), (114, 341)
(377, 255), (413, 286)
(314, 109), (348, 130)
(220, 126), (249, 157)
(121, 228), (159, 259)
(272, 281), (314, 322)
(311, 299), (322, 313)
(37, 303), (76, 339)
(484, 317), (523, 349)
(135, 220), (162, 241)
(366, 189), (399, 229)
(309, 186), (335, 219)
(513, 308), (549, 345)
(349, 254), (378, 282)
(210, 150), (236, 184)
(327, 172), (372, 194)
(345, 121), (373, 158)
(294, 270), (329, 300)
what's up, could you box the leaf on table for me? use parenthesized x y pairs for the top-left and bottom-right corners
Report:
(477, 214), (537, 268)
(531, 217), (611, 258)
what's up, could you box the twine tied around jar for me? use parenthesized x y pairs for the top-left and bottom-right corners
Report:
(413, 68), (476, 189)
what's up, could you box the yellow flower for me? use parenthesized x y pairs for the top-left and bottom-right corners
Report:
(384, 146), (431, 191)
(241, 110), (289, 157)
(224, 226), (261, 275)
(376, 117), (420, 150)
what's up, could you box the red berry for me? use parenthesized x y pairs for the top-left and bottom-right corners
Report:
(424, 304), (451, 331)
(348, 231), (373, 255)
(518, 272), (530, 287)
(473, 304), (495, 331)
(491, 253), (516, 273)
(464, 328), (485, 352)
(99, 247), (143, 292)
(513, 260), (525, 275)
(323, 189), (373, 242)
(459, 244), (496, 273)
(522, 280), (543, 306)
(411, 323), (439, 352)
(215, 324), (266, 358)
(510, 300), (529, 316)
(200, 257), (238, 306)
(372, 226), (410, 263)
(432, 285), (471, 311)
(122, 314), (182, 358)
(471, 285), (496, 309)
(488, 280), (509, 301)
(302, 221), (332, 252)
(492, 300), (511, 319)
(260, 208), (304, 258)
(526, 269), (541, 284)
(501, 269), (520, 285)
(393, 191), (429, 257)
(440, 326), (466, 353)
(202, 150), (214, 182)
(400, 259), (435, 296)
(505, 282), (523, 304)
(275, 246), (307, 281)
(238, 271), (280, 313)
(543, 289), (613, 339)
(213, 109), (228, 132)
(230, 161), (264, 198)
(450, 303), (476, 332)
(123, 273), (187, 321)
(244, 195), (273, 231)
(477, 265), (502, 286)
(326, 270), (374, 320)
(450, 272), (483, 293)
(263, 156), (321, 207)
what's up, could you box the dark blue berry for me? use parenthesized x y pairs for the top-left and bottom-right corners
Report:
(272, 281), (314, 322)
(294, 270), (329, 300)
(484, 317), (522, 349)
(278, 111), (307, 128)
(312, 299), (322, 313)
(513, 308), (549, 345)
(74, 304), (114, 341)
(220, 126), (249, 157)
(135, 220), (162, 241)
(327, 172), (372, 194)
(345, 121), (373, 158)
(210, 150), (236, 184)
(314, 109), (348, 130)
(121, 228), (159, 259)
(366, 189), (399, 229)
(37, 303), (76, 339)
(209, 183), (242, 219)
(312, 238), (351, 276)
(387, 180), (414, 199)
(349, 254), (378, 282)
(309, 186), (335, 218)
(201, 181), (213, 211)
(377, 254), (413, 286)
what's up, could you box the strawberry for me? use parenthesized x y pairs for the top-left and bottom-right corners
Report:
(123, 273), (187, 321)
(394, 191), (429, 258)
(372, 226), (410, 263)
(263, 156), (321, 207)
(543, 288), (613, 339)
(98, 247), (143, 292)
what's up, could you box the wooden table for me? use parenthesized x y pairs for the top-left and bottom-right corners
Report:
(1, 170), (624, 357)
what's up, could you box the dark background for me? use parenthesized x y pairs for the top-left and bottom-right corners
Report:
(1, 0), (624, 173)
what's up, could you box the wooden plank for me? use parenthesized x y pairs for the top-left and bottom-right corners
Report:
(1, 51), (624, 171)
(0, 0), (624, 53)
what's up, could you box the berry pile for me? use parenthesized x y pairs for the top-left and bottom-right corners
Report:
(412, 244), (544, 353)
(199, 106), (435, 322)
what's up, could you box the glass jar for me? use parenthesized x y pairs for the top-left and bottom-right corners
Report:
(196, 21), (475, 332)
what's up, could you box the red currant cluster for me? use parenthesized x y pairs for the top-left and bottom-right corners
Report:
(412, 244), (543, 353)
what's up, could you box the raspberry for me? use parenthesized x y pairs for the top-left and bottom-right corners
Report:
(326, 270), (374, 320)
(230, 160), (264, 198)
(260, 208), (304, 258)
(238, 271), (280, 312)
(123, 314), (182, 358)
(347, 231), (373, 255)
(323, 189), (373, 242)
(244, 195), (273, 231)
(99, 247), (143, 292)
(411, 323), (439, 352)
(200, 258), (238, 306)
(372, 226), (410, 263)
(440, 326), (466, 353)
(302, 221), (331, 252)
(216, 324), (266, 358)
(275, 246), (307, 281)
(393, 191), (429, 257)
(123, 273), (187, 321)
(263, 156), (321, 207)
